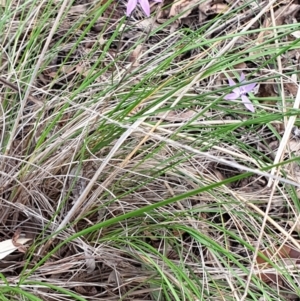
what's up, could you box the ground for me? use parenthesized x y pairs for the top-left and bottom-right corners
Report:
(1, 0), (300, 300)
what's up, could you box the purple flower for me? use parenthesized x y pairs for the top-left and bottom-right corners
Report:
(224, 73), (257, 112)
(126, 0), (162, 17)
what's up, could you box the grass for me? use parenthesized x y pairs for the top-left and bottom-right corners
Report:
(1, 0), (300, 300)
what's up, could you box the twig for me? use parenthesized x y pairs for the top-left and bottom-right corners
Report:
(0, 76), (43, 106)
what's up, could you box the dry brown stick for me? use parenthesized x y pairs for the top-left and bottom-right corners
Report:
(0, 76), (43, 106)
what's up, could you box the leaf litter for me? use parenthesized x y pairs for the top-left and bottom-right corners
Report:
(1, 0), (300, 300)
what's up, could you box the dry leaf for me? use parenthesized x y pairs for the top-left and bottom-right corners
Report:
(75, 63), (100, 81)
(68, 4), (89, 14)
(287, 140), (300, 153)
(199, 1), (228, 15)
(256, 4), (300, 47)
(107, 269), (121, 285)
(288, 219), (300, 232)
(274, 4), (300, 26)
(285, 82), (298, 97)
(257, 245), (300, 283)
(169, 0), (199, 19)
(11, 228), (27, 252)
(207, 3), (229, 15)
(128, 44), (144, 67)
(0, 237), (31, 260)
(12, 228), (21, 245)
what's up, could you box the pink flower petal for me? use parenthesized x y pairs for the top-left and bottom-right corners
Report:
(240, 72), (245, 82)
(241, 94), (255, 112)
(232, 87), (241, 96)
(139, 0), (151, 16)
(241, 82), (257, 94)
(224, 92), (239, 100)
(227, 77), (236, 87)
(126, 0), (138, 15)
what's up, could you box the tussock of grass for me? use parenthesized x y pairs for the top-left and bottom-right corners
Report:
(1, 0), (300, 300)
